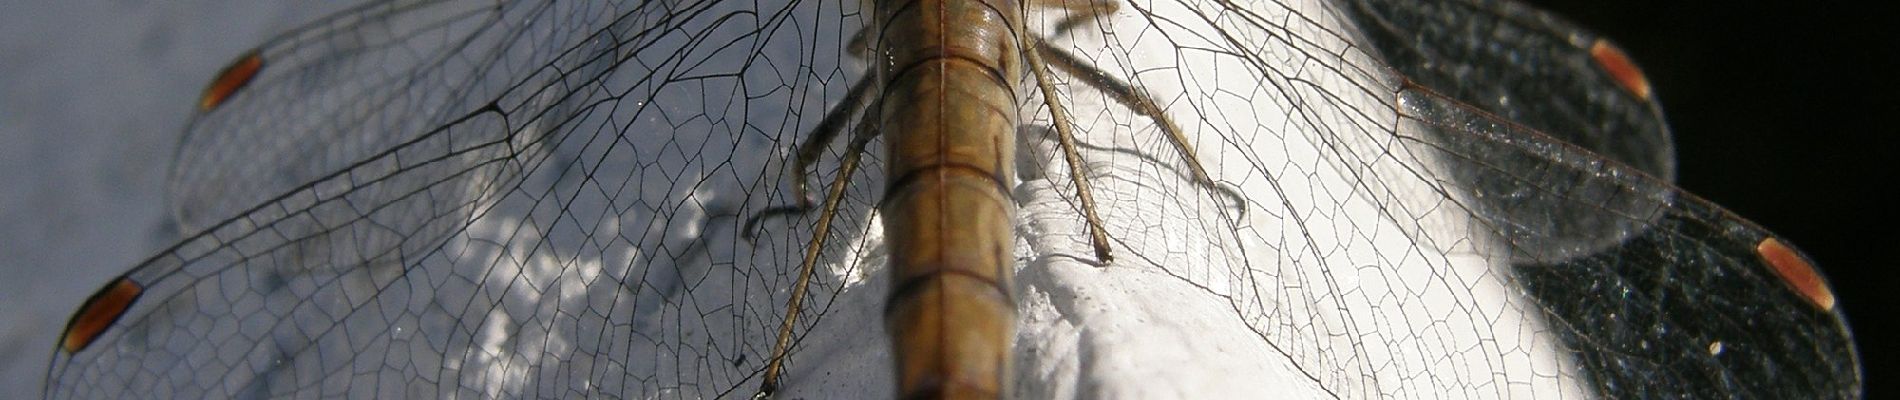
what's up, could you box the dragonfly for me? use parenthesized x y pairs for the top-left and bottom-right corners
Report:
(43, 0), (1861, 398)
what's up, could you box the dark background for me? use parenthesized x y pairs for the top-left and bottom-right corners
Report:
(1520, 0), (1897, 396)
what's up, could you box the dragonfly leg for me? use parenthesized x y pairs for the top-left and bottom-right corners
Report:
(742, 73), (877, 241)
(1030, 0), (1121, 37)
(755, 96), (882, 399)
(1033, 39), (1250, 218)
(1021, 32), (1116, 263)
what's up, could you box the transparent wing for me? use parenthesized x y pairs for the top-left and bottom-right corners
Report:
(49, 1), (876, 397)
(1343, 0), (1860, 396)
(46, 0), (1860, 399)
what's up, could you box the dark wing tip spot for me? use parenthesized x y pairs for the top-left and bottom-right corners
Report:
(197, 50), (265, 112)
(1589, 39), (1652, 100)
(60, 278), (145, 353)
(1756, 237), (1837, 311)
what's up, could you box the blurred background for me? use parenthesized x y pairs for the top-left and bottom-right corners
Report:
(1, 0), (1890, 396)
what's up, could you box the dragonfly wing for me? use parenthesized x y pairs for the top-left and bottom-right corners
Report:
(1401, 86), (1862, 397)
(1343, 0), (1679, 266)
(1352, 0), (1862, 396)
(50, 1), (890, 398)
(1012, 0), (1581, 395)
(170, 0), (527, 233)
(1011, 0), (1858, 397)
(46, 0), (1860, 398)
(1343, 0), (1675, 182)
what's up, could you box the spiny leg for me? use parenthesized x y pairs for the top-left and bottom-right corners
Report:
(752, 24), (882, 399)
(1020, 10), (1116, 263)
(754, 97), (881, 399)
(1033, 39), (1250, 217)
(742, 72), (876, 241)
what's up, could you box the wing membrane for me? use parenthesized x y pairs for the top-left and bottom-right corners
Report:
(52, 1), (876, 397)
(48, 0), (1859, 398)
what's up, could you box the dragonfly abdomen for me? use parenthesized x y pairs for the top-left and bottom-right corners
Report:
(875, 0), (1025, 397)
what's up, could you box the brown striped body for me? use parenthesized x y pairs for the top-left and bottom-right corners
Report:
(873, 0), (1024, 398)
